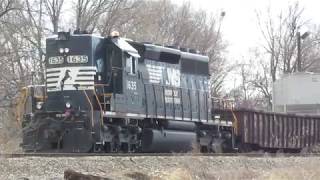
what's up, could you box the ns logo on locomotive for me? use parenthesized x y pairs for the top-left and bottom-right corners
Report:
(20, 30), (234, 153)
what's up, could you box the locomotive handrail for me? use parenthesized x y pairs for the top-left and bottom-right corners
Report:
(16, 85), (47, 126)
(25, 84), (46, 88)
(188, 89), (192, 120)
(197, 90), (200, 120)
(172, 88), (175, 119)
(83, 90), (94, 129)
(91, 82), (217, 123)
(15, 87), (29, 127)
(180, 87), (184, 120)
(230, 109), (238, 135)
(143, 83), (148, 117)
(162, 86), (166, 119)
(93, 84), (106, 110)
(208, 93), (212, 122)
(93, 84), (110, 87)
(152, 84), (157, 118)
(141, 82), (210, 93)
(212, 97), (235, 110)
(92, 90), (104, 127)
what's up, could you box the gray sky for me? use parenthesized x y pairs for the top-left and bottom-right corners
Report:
(171, 0), (320, 91)
(173, 0), (320, 61)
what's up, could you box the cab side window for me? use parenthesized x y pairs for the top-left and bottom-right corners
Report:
(96, 58), (104, 73)
(126, 53), (137, 75)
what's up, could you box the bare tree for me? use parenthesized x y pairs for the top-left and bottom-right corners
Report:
(256, 2), (310, 82)
(299, 25), (320, 72)
(0, 0), (47, 95)
(23, 0), (46, 82)
(0, 0), (18, 18)
(226, 47), (273, 110)
(98, 0), (139, 36)
(44, 0), (64, 33)
(0, 0), (51, 139)
(75, 0), (123, 33)
(110, 0), (228, 96)
(248, 49), (272, 109)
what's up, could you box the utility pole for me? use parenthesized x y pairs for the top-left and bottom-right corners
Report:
(297, 32), (302, 72)
(296, 31), (310, 72)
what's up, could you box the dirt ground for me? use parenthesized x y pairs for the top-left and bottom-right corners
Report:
(1, 155), (320, 180)
(0, 133), (22, 154)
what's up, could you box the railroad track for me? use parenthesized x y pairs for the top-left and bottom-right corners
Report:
(2, 152), (320, 158)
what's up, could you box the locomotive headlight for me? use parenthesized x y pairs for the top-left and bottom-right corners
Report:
(64, 48), (70, 53)
(36, 102), (43, 110)
(65, 102), (71, 109)
(59, 48), (64, 54)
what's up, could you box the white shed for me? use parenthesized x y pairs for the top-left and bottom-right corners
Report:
(273, 72), (320, 115)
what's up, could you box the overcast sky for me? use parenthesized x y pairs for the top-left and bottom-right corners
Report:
(170, 0), (320, 90)
(172, 0), (320, 61)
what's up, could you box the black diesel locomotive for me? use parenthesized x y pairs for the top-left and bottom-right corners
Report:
(21, 31), (234, 153)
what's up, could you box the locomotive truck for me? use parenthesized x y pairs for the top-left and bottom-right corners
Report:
(19, 31), (320, 153)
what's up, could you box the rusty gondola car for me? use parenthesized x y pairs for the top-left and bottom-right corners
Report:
(215, 108), (320, 152)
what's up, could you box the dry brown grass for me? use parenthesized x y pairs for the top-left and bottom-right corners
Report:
(158, 165), (320, 180)
(0, 107), (22, 153)
(260, 167), (320, 180)
(163, 168), (193, 180)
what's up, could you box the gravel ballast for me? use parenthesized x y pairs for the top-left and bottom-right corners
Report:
(1, 155), (320, 180)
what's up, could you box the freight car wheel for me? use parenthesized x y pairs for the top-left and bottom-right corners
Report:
(210, 138), (224, 153)
(238, 143), (253, 153)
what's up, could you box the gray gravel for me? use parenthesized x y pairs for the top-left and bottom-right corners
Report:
(1, 155), (320, 180)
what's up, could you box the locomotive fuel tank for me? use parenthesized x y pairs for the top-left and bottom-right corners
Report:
(141, 129), (196, 152)
(163, 121), (196, 131)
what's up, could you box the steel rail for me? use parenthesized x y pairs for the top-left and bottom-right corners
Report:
(1, 152), (320, 158)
